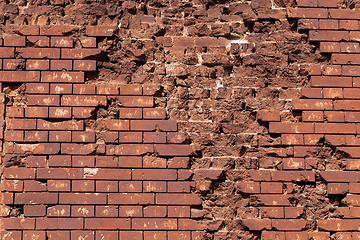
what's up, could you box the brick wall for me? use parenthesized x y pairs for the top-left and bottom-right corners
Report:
(3, 0), (360, 239)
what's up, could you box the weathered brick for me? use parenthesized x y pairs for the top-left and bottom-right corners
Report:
(41, 71), (84, 83)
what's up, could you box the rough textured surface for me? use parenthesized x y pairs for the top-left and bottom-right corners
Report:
(2, 0), (360, 239)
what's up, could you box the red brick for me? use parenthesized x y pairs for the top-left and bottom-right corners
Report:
(323, 88), (343, 99)
(83, 168), (131, 180)
(95, 205), (118, 217)
(119, 206), (143, 217)
(168, 182), (190, 193)
(73, 84), (95, 94)
(107, 144), (154, 156)
(301, 88), (322, 98)
(132, 169), (177, 180)
(335, 100), (360, 110)
(0, 71), (40, 82)
(257, 110), (280, 122)
(237, 182), (260, 193)
(95, 156), (117, 167)
(48, 155), (71, 167)
(1, 218), (35, 230)
(0, 179), (23, 192)
(49, 107), (71, 118)
(79, 37), (97, 48)
(73, 107), (95, 118)
(25, 107), (48, 118)
(47, 231), (70, 240)
(96, 181), (118, 192)
(50, 60), (72, 71)
(72, 131), (95, 143)
(71, 231), (94, 240)
(23, 231), (46, 240)
(51, 37), (73, 47)
(340, 20), (359, 30)
(37, 168), (82, 179)
(293, 99), (333, 110)
(72, 180), (95, 192)
(6, 106), (23, 117)
(143, 108), (166, 119)
(15, 192), (58, 204)
(272, 219), (306, 231)
(74, 60), (96, 71)
(315, 123), (356, 134)
(120, 231), (143, 240)
(340, 42), (360, 53)
(26, 60), (49, 70)
(324, 111), (344, 122)
(17, 47), (60, 59)
(71, 205), (94, 217)
(143, 132), (166, 143)
(61, 48), (102, 59)
(310, 76), (352, 87)
(241, 219), (271, 231)
(96, 231), (118, 240)
(116, 96), (153, 107)
(133, 218), (177, 230)
(302, 111), (323, 122)
(156, 193), (200, 205)
(4, 130), (23, 141)
(309, 30), (349, 41)
(47, 205), (70, 217)
(27, 156), (46, 168)
(62, 95), (106, 106)
(37, 218), (83, 230)
(262, 231), (285, 240)
(27, 36), (49, 47)
(119, 156), (142, 168)
(269, 122), (314, 134)
(86, 26), (117, 36)
(120, 108), (142, 119)
(27, 95), (59, 106)
(0, 47), (14, 58)
(318, 219), (360, 231)
(38, 119), (83, 130)
(26, 83), (49, 94)
(333, 54), (360, 65)
(296, 0), (317, 7)
(108, 193), (154, 204)
(40, 25), (80, 35)
(319, 19), (338, 30)
(318, 0), (337, 7)
(24, 131), (48, 142)
(3, 59), (25, 70)
(84, 218), (130, 230)
(41, 71), (84, 83)
(119, 132), (142, 143)
(329, 9), (360, 19)
(298, 19), (319, 30)
(72, 156), (95, 167)
(261, 207), (284, 218)
(49, 131), (71, 142)
(0, 192), (14, 204)
(4, 35), (25, 47)
(96, 84), (119, 95)
(320, 42), (340, 53)
(104, 120), (129, 131)
(120, 85), (142, 95)
(320, 171), (358, 182)
(143, 181), (166, 192)
(271, 171), (315, 182)
(169, 206), (190, 218)
(59, 193), (106, 204)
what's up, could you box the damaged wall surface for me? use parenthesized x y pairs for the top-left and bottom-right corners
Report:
(2, 0), (360, 239)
